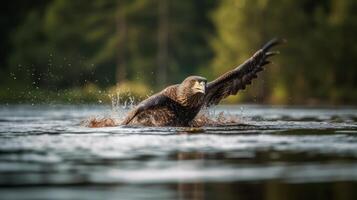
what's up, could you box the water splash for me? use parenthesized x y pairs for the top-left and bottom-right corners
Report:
(85, 92), (244, 128)
(81, 117), (119, 128)
(83, 109), (242, 128)
(193, 110), (242, 127)
(83, 92), (138, 128)
(109, 91), (136, 113)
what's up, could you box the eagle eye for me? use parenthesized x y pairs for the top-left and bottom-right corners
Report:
(199, 80), (206, 85)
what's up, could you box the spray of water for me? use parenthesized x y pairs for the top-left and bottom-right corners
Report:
(192, 109), (242, 127)
(82, 117), (119, 128)
(83, 93), (242, 128)
(82, 91), (137, 127)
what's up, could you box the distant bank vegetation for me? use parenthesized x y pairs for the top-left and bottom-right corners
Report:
(1, 0), (357, 105)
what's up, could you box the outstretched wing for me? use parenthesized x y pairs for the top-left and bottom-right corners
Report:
(121, 93), (169, 125)
(204, 38), (284, 107)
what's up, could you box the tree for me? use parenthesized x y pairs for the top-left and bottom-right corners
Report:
(157, 0), (169, 87)
(211, 0), (357, 104)
(9, 0), (216, 91)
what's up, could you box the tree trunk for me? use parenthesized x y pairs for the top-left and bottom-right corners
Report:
(116, 1), (127, 84)
(157, 0), (169, 87)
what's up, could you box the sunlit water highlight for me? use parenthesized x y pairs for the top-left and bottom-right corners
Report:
(0, 105), (357, 200)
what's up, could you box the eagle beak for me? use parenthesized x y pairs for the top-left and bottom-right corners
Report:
(193, 81), (206, 94)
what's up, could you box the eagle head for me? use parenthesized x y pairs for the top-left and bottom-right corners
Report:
(177, 76), (207, 107)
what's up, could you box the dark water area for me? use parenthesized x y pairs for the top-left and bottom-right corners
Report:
(0, 105), (357, 200)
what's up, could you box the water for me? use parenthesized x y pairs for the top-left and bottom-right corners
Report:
(0, 104), (357, 200)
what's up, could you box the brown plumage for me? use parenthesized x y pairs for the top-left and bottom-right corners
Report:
(121, 38), (284, 127)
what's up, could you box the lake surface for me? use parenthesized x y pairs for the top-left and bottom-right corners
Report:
(0, 104), (357, 200)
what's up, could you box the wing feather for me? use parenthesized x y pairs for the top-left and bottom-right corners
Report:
(121, 94), (169, 125)
(204, 38), (284, 106)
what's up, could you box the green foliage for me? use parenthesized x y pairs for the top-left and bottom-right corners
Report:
(1, 0), (357, 104)
(6, 0), (215, 89)
(0, 82), (150, 104)
(212, 0), (357, 104)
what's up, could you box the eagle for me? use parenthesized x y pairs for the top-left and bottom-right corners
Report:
(121, 38), (283, 127)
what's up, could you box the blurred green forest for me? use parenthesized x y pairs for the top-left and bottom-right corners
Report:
(1, 0), (356, 104)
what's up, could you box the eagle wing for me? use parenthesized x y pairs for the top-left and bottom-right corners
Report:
(121, 93), (170, 125)
(204, 38), (284, 107)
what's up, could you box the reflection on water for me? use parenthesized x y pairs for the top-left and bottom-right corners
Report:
(176, 152), (205, 200)
(0, 104), (357, 200)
